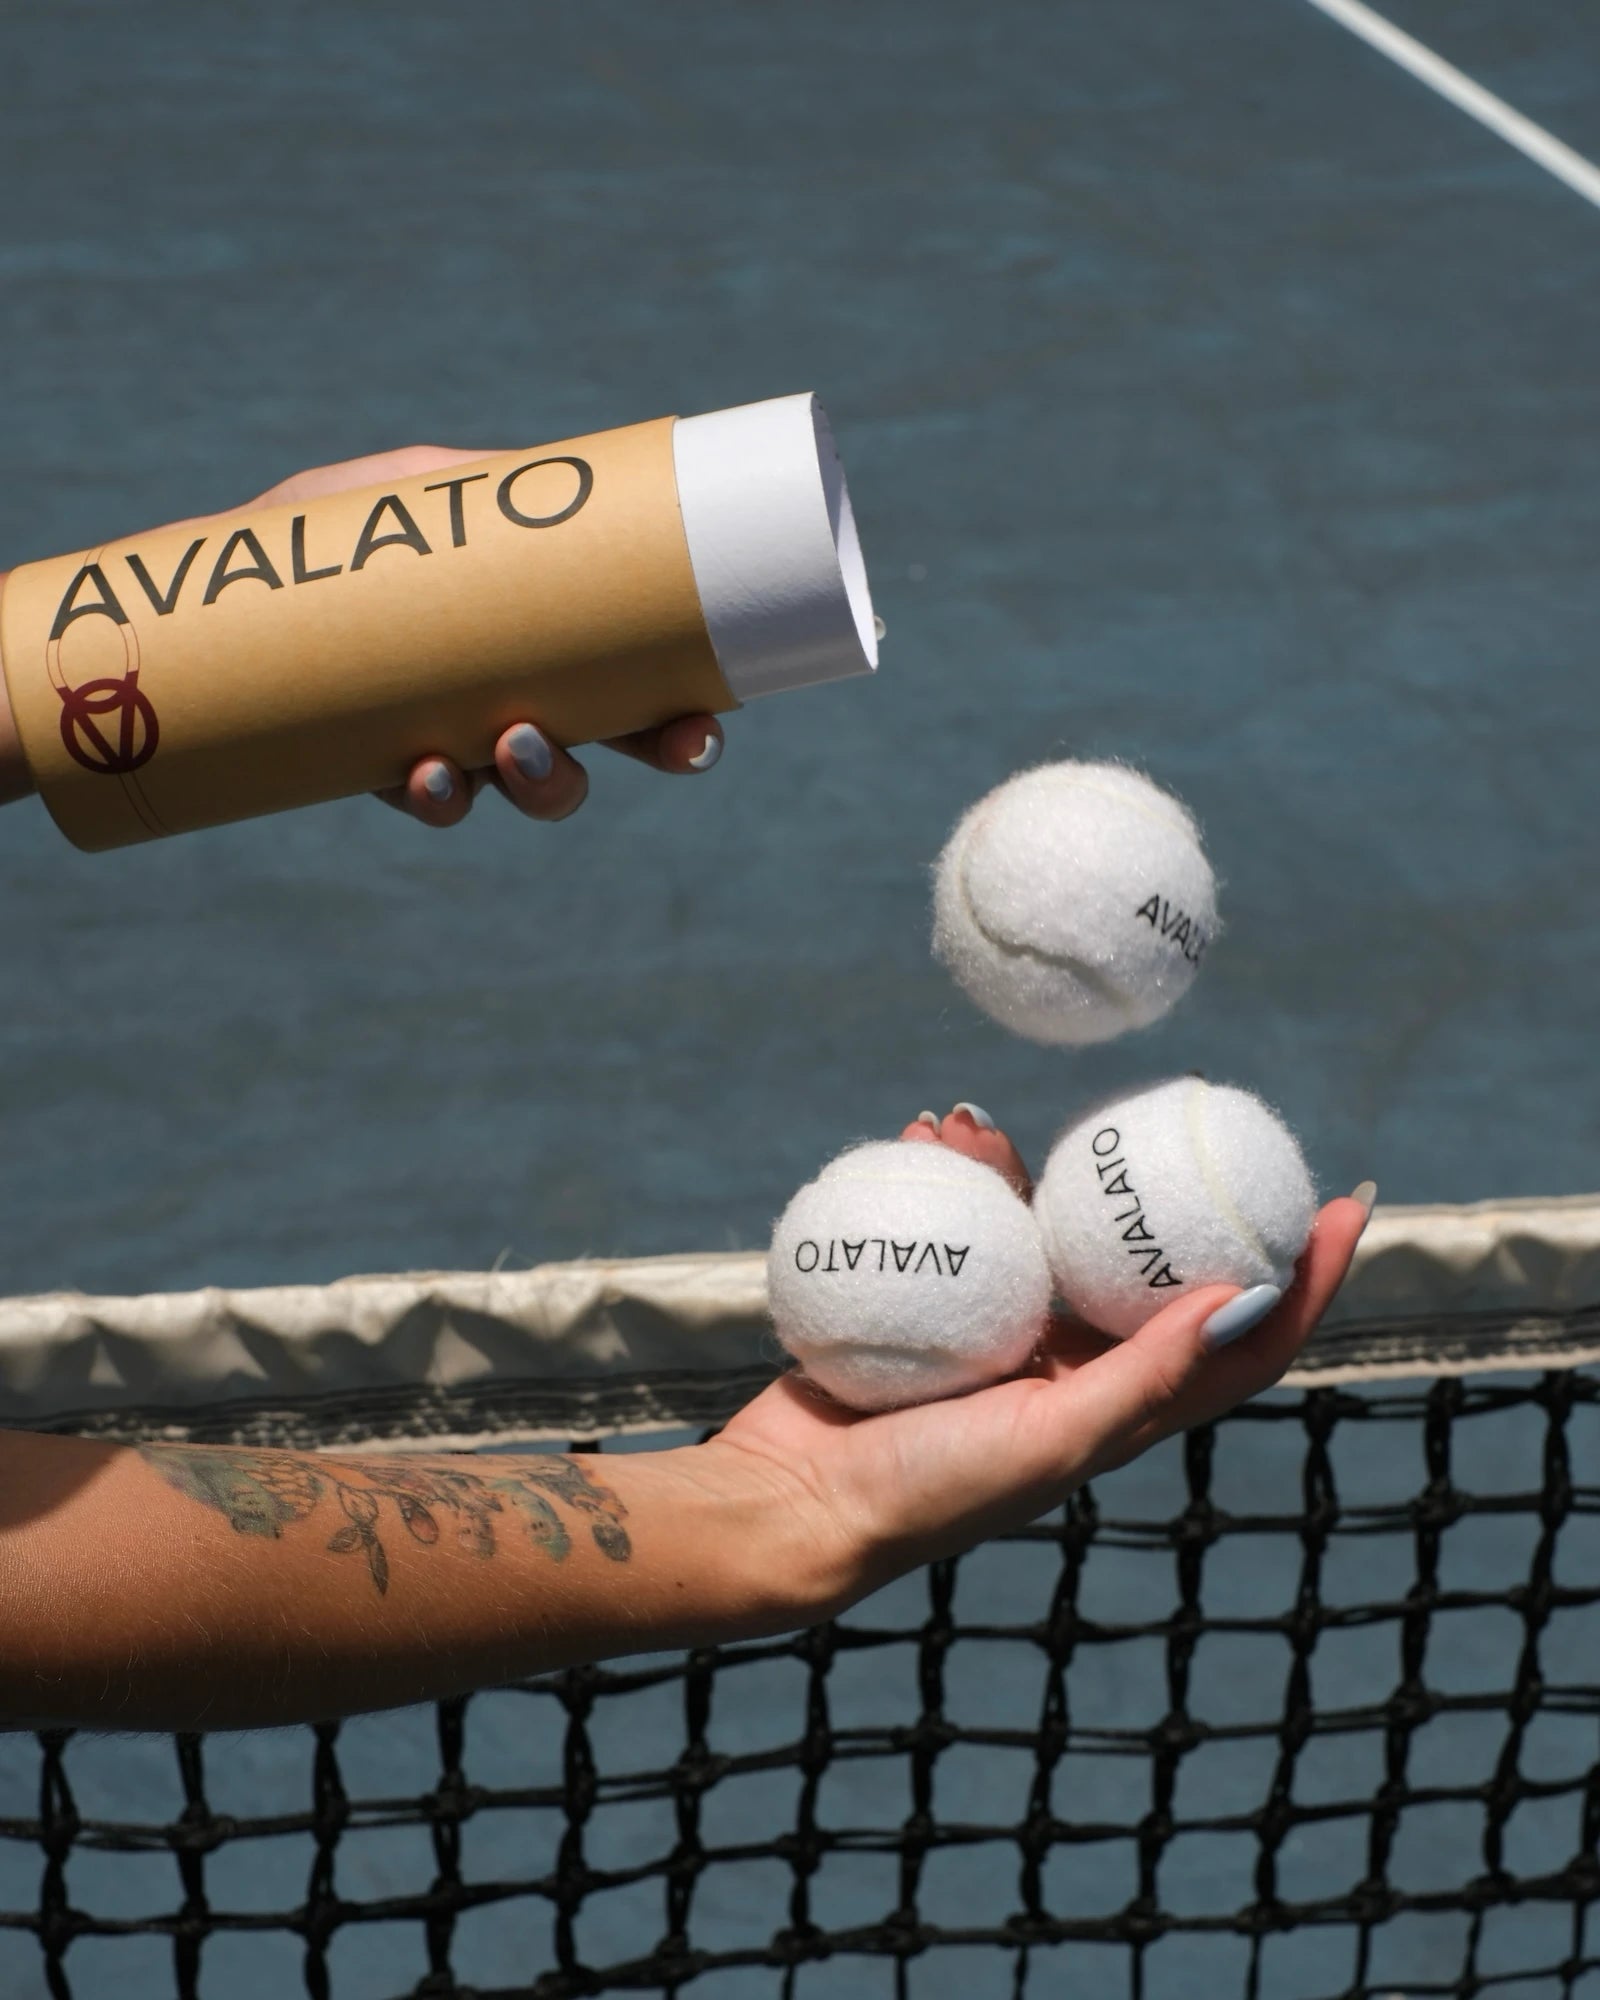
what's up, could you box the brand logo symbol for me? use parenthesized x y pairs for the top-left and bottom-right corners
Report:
(56, 669), (160, 775)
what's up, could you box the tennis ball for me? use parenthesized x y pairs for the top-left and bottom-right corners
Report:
(933, 761), (1218, 1046)
(768, 1139), (1052, 1411)
(1034, 1076), (1316, 1340)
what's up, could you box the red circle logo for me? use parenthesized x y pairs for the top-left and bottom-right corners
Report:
(56, 671), (160, 775)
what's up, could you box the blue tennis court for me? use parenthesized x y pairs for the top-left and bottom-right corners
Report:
(1, 2), (1596, 1995)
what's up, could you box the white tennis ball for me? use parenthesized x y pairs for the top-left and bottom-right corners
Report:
(1034, 1076), (1316, 1340)
(768, 1139), (1052, 1411)
(932, 761), (1218, 1046)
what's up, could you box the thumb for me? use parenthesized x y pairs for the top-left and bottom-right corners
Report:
(1035, 1194), (1370, 1484)
(1047, 1283), (1258, 1484)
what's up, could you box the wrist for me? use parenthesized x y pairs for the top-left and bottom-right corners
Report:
(598, 1441), (856, 1653)
(691, 1437), (869, 1629)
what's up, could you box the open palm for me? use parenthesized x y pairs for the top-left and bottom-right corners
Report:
(711, 1109), (1367, 1608)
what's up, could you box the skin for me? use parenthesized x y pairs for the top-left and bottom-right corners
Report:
(0, 445), (727, 822)
(0, 456), (1366, 1729)
(0, 1107), (1368, 1732)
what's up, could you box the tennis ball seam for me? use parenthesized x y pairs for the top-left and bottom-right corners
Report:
(953, 809), (1138, 1008)
(1183, 1077), (1275, 1271)
(951, 765), (1204, 999)
(958, 868), (1136, 998)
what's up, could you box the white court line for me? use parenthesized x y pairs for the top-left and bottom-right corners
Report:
(1305, 0), (1600, 211)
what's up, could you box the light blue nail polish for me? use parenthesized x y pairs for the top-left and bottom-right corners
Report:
(687, 731), (722, 772)
(1201, 1284), (1282, 1351)
(508, 723), (555, 782)
(952, 1101), (995, 1130)
(422, 763), (453, 802)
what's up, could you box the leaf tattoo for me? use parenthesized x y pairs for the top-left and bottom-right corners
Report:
(141, 1448), (325, 1538)
(139, 1445), (631, 1597)
(396, 1495), (439, 1545)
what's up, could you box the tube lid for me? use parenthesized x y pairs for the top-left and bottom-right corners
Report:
(672, 393), (878, 703)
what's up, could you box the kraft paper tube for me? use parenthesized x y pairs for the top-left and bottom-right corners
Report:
(0, 393), (878, 850)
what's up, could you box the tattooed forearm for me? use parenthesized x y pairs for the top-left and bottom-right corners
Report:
(137, 1445), (632, 1596)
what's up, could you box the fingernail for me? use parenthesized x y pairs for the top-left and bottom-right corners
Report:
(916, 1110), (940, 1130)
(1201, 1284), (1282, 1352)
(951, 1101), (995, 1130)
(687, 730), (722, 772)
(508, 723), (555, 783)
(1350, 1180), (1378, 1218)
(422, 762), (453, 803)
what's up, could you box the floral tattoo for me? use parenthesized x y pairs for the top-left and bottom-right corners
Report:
(138, 1446), (632, 1596)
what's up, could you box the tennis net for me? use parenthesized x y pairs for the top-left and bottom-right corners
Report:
(2, 1198), (1598, 1999)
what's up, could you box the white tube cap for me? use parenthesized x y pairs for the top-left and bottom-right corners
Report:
(672, 393), (879, 703)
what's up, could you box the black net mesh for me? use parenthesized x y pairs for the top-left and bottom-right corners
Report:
(3, 1368), (1599, 2000)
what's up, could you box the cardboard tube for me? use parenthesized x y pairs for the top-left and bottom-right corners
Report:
(0, 393), (876, 850)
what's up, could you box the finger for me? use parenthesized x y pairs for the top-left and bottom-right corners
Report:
(1037, 1309), (1120, 1374)
(899, 1112), (943, 1144)
(493, 724), (590, 822)
(937, 1103), (1033, 1200)
(141, 448), (503, 542)
(1049, 1196), (1371, 1482)
(384, 755), (474, 828)
(249, 445), (494, 511)
(602, 714), (724, 775)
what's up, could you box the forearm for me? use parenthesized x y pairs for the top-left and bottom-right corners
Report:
(0, 572), (35, 805)
(0, 1431), (828, 1731)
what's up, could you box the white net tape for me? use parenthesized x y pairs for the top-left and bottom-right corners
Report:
(1, 1195), (1597, 1447)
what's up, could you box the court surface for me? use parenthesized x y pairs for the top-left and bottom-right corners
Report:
(0, 3), (1596, 1995)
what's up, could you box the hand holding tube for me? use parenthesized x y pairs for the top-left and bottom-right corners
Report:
(0, 396), (872, 849)
(0, 445), (729, 827)
(233, 444), (728, 828)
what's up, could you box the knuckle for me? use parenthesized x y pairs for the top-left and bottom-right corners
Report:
(396, 443), (441, 466)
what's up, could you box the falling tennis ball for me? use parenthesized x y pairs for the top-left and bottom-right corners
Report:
(768, 1139), (1052, 1411)
(932, 761), (1218, 1046)
(1033, 1076), (1316, 1340)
